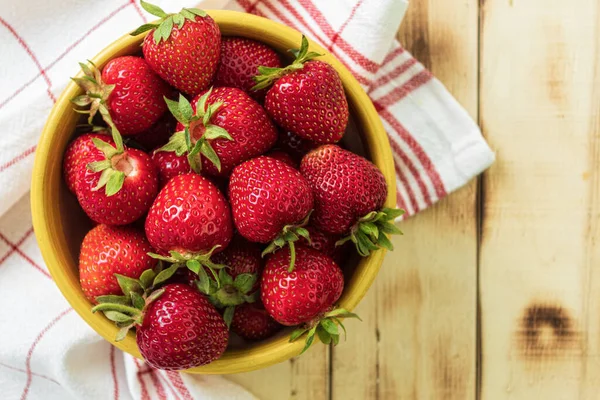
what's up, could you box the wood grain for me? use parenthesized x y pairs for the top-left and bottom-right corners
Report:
(229, 346), (330, 400)
(479, 0), (600, 398)
(331, 0), (480, 399)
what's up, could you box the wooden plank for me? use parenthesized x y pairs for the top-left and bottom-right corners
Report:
(229, 345), (329, 400)
(331, 0), (480, 398)
(479, 0), (600, 398)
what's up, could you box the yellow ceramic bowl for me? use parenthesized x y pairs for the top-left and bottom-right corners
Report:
(31, 10), (396, 374)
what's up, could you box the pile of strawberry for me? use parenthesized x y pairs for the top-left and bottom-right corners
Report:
(64, 1), (403, 371)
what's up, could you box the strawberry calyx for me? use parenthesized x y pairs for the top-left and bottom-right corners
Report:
(157, 91), (233, 173)
(252, 35), (322, 91)
(261, 211), (313, 272)
(130, 0), (207, 44)
(85, 137), (134, 196)
(336, 207), (405, 257)
(190, 268), (259, 328)
(148, 244), (228, 290)
(70, 60), (119, 134)
(289, 308), (362, 354)
(90, 261), (178, 341)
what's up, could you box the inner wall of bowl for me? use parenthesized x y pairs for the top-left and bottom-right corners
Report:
(56, 39), (158, 274)
(38, 11), (391, 374)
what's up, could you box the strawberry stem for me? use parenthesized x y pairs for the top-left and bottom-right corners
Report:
(252, 35), (322, 91)
(288, 241), (296, 272)
(262, 211), (313, 271)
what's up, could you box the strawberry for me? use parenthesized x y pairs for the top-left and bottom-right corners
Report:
(79, 224), (155, 303)
(231, 302), (282, 341)
(211, 236), (262, 289)
(71, 57), (171, 136)
(158, 88), (277, 177)
(76, 137), (158, 226)
(261, 246), (359, 352)
(63, 132), (113, 194)
(94, 282), (229, 370)
(214, 37), (281, 101)
(151, 150), (190, 188)
(300, 145), (404, 256)
(275, 130), (317, 163)
(253, 36), (349, 144)
(132, 113), (177, 151)
(266, 150), (297, 168)
(132, 1), (220, 96)
(144, 173), (233, 275)
(137, 284), (228, 370)
(228, 156), (314, 269)
(301, 225), (345, 265)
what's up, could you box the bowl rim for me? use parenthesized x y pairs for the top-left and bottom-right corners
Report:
(30, 9), (397, 374)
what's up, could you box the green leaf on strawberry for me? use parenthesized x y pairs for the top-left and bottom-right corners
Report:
(261, 211), (313, 272)
(147, 244), (228, 292)
(130, 292), (146, 310)
(289, 307), (362, 354)
(70, 61), (122, 147)
(140, 0), (168, 18)
(252, 35), (323, 90)
(131, 1), (208, 44)
(157, 92), (233, 174)
(96, 295), (130, 305)
(152, 264), (180, 287)
(223, 306), (235, 329)
(91, 262), (176, 342)
(336, 207), (405, 257)
(233, 273), (256, 294)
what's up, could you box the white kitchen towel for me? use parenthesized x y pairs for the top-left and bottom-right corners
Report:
(0, 0), (494, 399)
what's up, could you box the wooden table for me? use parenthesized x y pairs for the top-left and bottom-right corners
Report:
(229, 0), (600, 398)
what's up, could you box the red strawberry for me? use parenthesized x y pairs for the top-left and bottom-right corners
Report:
(151, 150), (190, 188)
(301, 225), (345, 265)
(76, 140), (158, 226)
(231, 302), (282, 340)
(261, 246), (358, 352)
(101, 56), (171, 135)
(71, 57), (171, 136)
(133, 2), (220, 96)
(253, 36), (349, 144)
(212, 236), (262, 286)
(145, 173), (233, 269)
(214, 37), (281, 101)
(275, 130), (317, 163)
(160, 88), (277, 177)
(266, 150), (296, 168)
(136, 283), (229, 370)
(262, 246), (343, 326)
(228, 156), (314, 269)
(63, 132), (113, 194)
(132, 113), (177, 151)
(79, 224), (155, 303)
(300, 145), (404, 256)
